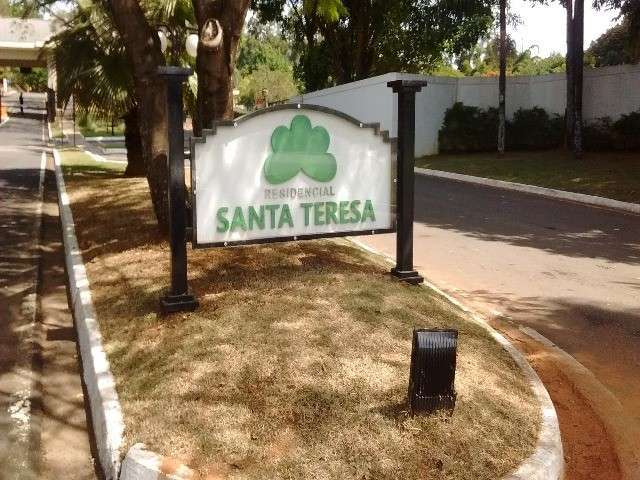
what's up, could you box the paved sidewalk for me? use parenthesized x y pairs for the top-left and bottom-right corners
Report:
(0, 114), (45, 480)
(1, 106), (97, 479)
(38, 158), (96, 479)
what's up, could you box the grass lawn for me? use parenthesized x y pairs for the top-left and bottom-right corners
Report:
(416, 150), (640, 204)
(49, 122), (64, 139)
(61, 152), (540, 480)
(79, 120), (125, 138)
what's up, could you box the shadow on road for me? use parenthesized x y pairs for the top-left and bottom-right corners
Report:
(414, 175), (640, 265)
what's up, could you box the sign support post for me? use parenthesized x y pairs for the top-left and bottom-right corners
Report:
(158, 66), (198, 314)
(388, 79), (427, 285)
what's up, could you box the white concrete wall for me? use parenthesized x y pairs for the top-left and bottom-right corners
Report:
(583, 64), (640, 120)
(291, 72), (399, 135)
(290, 64), (640, 156)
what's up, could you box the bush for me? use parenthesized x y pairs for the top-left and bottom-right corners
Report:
(583, 117), (615, 151)
(507, 107), (564, 150)
(438, 103), (640, 153)
(438, 104), (562, 153)
(438, 102), (499, 153)
(613, 110), (640, 150)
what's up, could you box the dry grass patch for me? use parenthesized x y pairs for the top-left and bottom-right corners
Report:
(62, 152), (540, 480)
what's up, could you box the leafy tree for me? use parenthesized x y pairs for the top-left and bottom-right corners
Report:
(512, 52), (566, 75)
(235, 31), (298, 109)
(238, 64), (298, 108)
(0, 0), (42, 17)
(253, 0), (496, 91)
(456, 35), (565, 77)
(594, 0), (640, 61)
(236, 33), (292, 75)
(192, 0), (251, 131)
(52, 2), (144, 176)
(1, 68), (48, 91)
(587, 17), (639, 66)
(103, 0), (250, 230)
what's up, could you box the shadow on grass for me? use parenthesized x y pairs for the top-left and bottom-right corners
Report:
(63, 154), (541, 480)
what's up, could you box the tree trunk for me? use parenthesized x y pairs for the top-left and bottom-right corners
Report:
(123, 107), (145, 177)
(565, 0), (575, 151)
(108, 0), (170, 232)
(573, 0), (584, 158)
(192, 0), (251, 130)
(498, 0), (507, 155)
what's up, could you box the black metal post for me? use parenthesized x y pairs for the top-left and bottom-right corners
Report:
(388, 80), (427, 285)
(46, 88), (56, 122)
(72, 94), (76, 147)
(158, 66), (199, 314)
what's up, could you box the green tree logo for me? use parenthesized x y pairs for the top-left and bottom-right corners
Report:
(263, 115), (337, 184)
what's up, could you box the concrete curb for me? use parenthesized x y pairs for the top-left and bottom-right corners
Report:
(120, 444), (194, 480)
(54, 148), (196, 480)
(52, 148), (124, 480)
(347, 237), (565, 480)
(84, 136), (125, 142)
(416, 167), (640, 215)
(84, 149), (128, 165)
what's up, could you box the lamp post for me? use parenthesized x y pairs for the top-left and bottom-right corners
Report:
(388, 80), (427, 285)
(157, 26), (199, 314)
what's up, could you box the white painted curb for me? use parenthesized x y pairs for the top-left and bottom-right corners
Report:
(84, 136), (125, 142)
(52, 149), (124, 480)
(120, 444), (194, 480)
(416, 167), (640, 215)
(348, 237), (564, 480)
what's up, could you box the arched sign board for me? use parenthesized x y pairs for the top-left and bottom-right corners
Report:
(157, 68), (424, 313)
(190, 104), (396, 248)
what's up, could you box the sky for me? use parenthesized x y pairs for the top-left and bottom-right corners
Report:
(510, 0), (621, 56)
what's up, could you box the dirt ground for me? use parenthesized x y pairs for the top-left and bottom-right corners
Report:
(38, 158), (97, 479)
(492, 319), (622, 480)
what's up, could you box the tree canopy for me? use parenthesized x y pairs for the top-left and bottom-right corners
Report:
(587, 0), (640, 66)
(455, 35), (566, 77)
(236, 31), (298, 109)
(52, 2), (134, 121)
(252, 0), (496, 91)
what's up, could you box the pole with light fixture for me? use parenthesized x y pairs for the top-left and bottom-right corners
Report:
(157, 25), (200, 314)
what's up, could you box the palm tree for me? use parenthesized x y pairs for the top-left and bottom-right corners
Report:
(52, 3), (145, 176)
(498, 0), (507, 155)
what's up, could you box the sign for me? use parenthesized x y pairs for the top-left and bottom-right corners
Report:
(191, 105), (395, 247)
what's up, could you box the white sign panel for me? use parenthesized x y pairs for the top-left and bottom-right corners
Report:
(192, 106), (395, 246)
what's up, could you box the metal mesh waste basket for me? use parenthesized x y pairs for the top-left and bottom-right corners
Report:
(408, 328), (458, 414)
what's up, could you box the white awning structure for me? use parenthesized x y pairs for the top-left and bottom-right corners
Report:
(0, 17), (58, 68)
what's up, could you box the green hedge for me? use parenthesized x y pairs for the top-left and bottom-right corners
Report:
(438, 102), (640, 153)
(507, 107), (565, 150)
(438, 102), (498, 153)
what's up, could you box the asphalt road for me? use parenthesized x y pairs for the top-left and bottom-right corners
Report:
(361, 173), (640, 427)
(0, 112), (45, 479)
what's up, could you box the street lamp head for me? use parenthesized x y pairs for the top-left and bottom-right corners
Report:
(157, 29), (168, 53)
(200, 19), (222, 50)
(185, 33), (199, 58)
